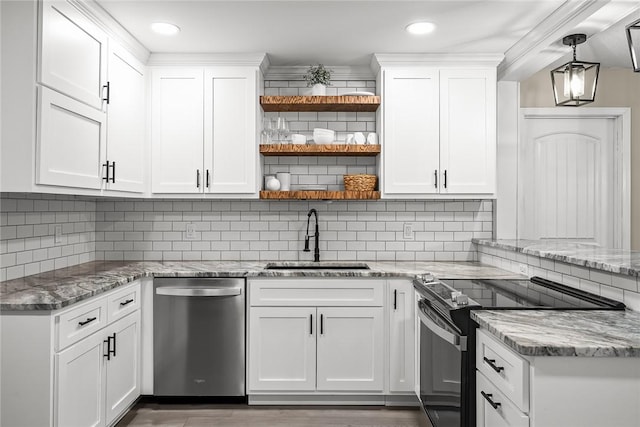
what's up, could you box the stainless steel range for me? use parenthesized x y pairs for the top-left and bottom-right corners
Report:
(413, 276), (626, 427)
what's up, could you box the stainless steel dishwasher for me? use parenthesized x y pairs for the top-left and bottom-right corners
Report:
(153, 277), (245, 396)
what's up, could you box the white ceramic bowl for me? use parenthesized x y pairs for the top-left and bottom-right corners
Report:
(291, 134), (307, 144)
(313, 128), (334, 136)
(314, 134), (334, 144)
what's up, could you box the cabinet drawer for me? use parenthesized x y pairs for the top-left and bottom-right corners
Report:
(107, 281), (141, 323)
(248, 279), (384, 307)
(477, 371), (529, 427)
(476, 329), (529, 412)
(56, 297), (108, 351)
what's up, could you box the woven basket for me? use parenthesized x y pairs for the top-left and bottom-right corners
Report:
(343, 174), (377, 191)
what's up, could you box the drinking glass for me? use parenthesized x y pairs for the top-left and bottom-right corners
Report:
(262, 118), (274, 144)
(276, 117), (289, 143)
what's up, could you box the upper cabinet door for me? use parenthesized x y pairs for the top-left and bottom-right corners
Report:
(40, 0), (107, 110)
(151, 68), (204, 194)
(439, 69), (496, 194)
(37, 87), (107, 189)
(204, 67), (258, 195)
(104, 44), (145, 193)
(383, 68), (440, 196)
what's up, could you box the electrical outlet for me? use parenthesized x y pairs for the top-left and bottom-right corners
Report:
(403, 223), (414, 240)
(54, 225), (62, 244)
(185, 223), (197, 240)
(519, 263), (529, 276)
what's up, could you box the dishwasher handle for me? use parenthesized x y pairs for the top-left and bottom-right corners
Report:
(155, 287), (242, 297)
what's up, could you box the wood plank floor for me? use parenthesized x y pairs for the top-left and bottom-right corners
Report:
(116, 403), (429, 427)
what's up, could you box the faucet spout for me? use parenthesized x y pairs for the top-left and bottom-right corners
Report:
(304, 209), (320, 262)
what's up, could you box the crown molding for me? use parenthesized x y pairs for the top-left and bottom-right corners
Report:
(498, 0), (612, 81)
(371, 53), (505, 74)
(69, 0), (150, 64)
(147, 53), (269, 69)
(264, 65), (375, 81)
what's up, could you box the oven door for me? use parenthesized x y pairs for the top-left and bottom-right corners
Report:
(418, 299), (466, 427)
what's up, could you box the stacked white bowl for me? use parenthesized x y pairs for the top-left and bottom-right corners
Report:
(313, 128), (335, 144)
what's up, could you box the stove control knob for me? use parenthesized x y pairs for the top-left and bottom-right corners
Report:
(451, 291), (469, 306)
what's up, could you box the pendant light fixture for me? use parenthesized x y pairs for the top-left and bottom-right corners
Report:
(626, 18), (640, 72)
(550, 34), (600, 106)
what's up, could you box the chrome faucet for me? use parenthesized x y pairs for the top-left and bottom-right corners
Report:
(303, 208), (320, 262)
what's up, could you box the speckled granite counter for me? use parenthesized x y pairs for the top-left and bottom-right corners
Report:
(473, 238), (640, 277)
(472, 310), (640, 357)
(0, 260), (523, 311)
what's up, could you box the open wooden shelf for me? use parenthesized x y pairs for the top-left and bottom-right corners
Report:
(260, 144), (380, 156)
(260, 191), (380, 200)
(260, 95), (380, 112)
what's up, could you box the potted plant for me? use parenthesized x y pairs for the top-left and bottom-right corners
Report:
(303, 64), (332, 96)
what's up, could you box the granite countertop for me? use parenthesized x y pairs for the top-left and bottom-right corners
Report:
(0, 260), (523, 311)
(473, 238), (640, 277)
(472, 309), (640, 357)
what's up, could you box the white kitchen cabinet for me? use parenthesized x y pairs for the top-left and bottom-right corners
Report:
(39, 0), (108, 110)
(37, 86), (107, 189)
(388, 280), (415, 393)
(379, 60), (498, 197)
(248, 307), (316, 391)
(56, 329), (106, 427)
(476, 328), (640, 427)
(316, 307), (384, 392)
(151, 65), (259, 196)
(1, 281), (141, 427)
(104, 44), (146, 193)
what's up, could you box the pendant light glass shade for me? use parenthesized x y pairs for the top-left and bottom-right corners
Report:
(550, 34), (600, 106)
(626, 18), (640, 72)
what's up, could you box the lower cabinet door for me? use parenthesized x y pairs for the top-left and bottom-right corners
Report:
(249, 307), (316, 391)
(389, 280), (416, 392)
(56, 331), (105, 427)
(316, 307), (384, 391)
(105, 311), (140, 425)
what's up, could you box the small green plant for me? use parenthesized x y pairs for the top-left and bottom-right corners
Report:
(303, 64), (332, 87)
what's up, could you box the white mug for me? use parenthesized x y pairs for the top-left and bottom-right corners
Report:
(276, 172), (291, 191)
(345, 134), (354, 144)
(366, 132), (378, 145)
(353, 132), (366, 144)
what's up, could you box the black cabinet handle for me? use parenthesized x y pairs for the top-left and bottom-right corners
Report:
(320, 314), (324, 335)
(434, 170), (438, 188)
(110, 161), (116, 183)
(111, 332), (116, 358)
(78, 317), (97, 326)
(102, 161), (110, 182)
(481, 391), (501, 410)
(102, 82), (110, 104)
(103, 337), (111, 360)
(310, 314), (313, 335)
(119, 298), (134, 307)
(443, 170), (447, 189)
(483, 357), (505, 373)
(196, 169), (200, 188)
(393, 289), (397, 310)
(206, 169), (210, 188)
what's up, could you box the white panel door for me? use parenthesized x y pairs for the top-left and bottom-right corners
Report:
(316, 307), (384, 392)
(248, 307), (316, 391)
(439, 68), (496, 194)
(520, 117), (615, 247)
(55, 331), (105, 427)
(37, 87), (106, 189)
(105, 312), (140, 426)
(383, 68), (440, 195)
(204, 67), (257, 194)
(389, 281), (415, 393)
(151, 68), (204, 194)
(104, 44), (145, 193)
(40, 0), (107, 109)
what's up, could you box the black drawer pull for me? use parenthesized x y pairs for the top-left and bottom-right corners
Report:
(78, 317), (97, 326)
(119, 298), (134, 307)
(310, 314), (313, 335)
(483, 357), (505, 373)
(481, 391), (501, 410)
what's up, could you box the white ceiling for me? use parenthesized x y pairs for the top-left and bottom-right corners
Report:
(97, 0), (640, 73)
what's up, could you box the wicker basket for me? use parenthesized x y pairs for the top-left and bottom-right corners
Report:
(343, 174), (377, 191)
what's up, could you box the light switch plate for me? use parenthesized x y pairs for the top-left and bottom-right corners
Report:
(54, 225), (62, 244)
(403, 223), (414, 240)
(185, 223), (196, 240)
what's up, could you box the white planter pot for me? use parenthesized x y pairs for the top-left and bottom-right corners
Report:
(311, 84), (326, 96)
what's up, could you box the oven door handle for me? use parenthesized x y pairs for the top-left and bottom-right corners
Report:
(417, 307), (466, 351)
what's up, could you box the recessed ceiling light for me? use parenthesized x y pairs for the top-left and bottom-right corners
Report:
(405, 22), (436, 35)
(151, 22), (180, 35)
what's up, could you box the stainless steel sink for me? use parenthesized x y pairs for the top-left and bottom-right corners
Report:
(264, 262), (370, 270)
